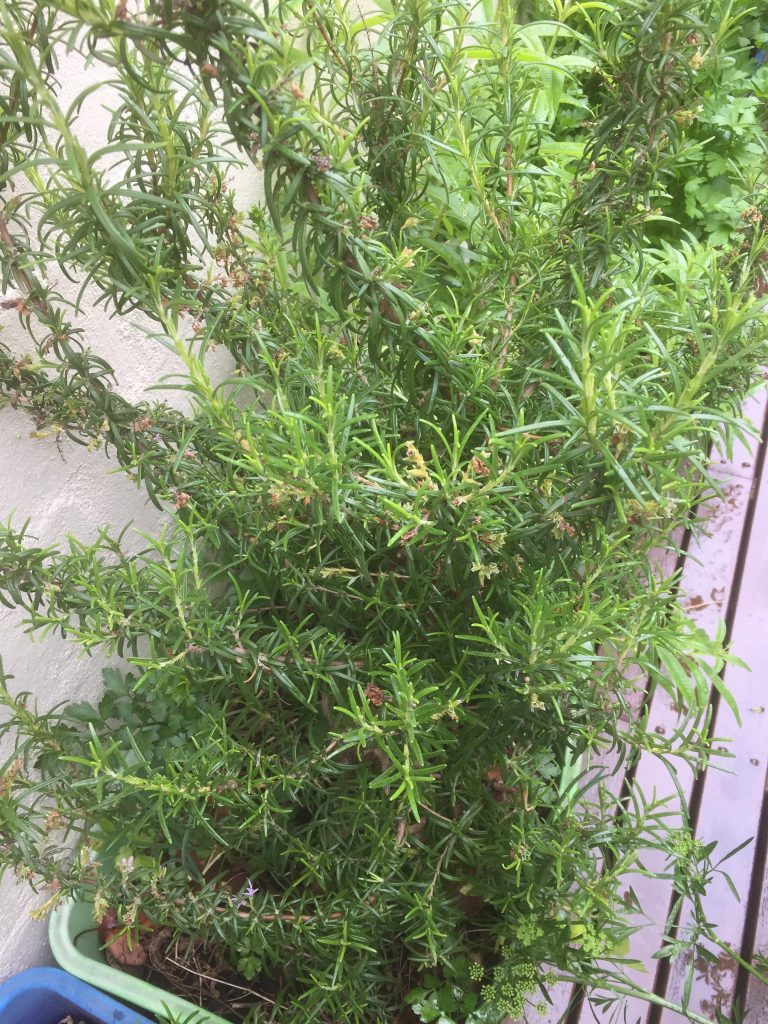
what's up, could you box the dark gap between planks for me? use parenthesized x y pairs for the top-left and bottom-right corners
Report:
(648, 395), (768, 1024)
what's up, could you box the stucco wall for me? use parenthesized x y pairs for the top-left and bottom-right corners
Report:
(0, 50), (261, 978)
(0, 326), (173, 979)
(0, 345), (237, 979)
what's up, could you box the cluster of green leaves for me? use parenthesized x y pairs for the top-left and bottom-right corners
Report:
(0, 0), (767, 1022)
(656, 14), (768, 245)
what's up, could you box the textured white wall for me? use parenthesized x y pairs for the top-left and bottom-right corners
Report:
(0, 50), (261, 979)
(0, 308), (176, 978)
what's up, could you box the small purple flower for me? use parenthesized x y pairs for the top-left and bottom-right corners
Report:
(119, 855), (134, 874)
(233, 879), (258, 910)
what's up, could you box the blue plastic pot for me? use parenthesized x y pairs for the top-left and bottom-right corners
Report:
(0, 966), (154, 1024)
(50, 901), (232, 1024)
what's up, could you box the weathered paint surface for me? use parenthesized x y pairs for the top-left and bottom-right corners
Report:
(0, 51), (262, 978)
(557, 390), (768, 1024)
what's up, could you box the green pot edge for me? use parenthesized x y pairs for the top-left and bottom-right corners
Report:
(48, 898), (235, 1024)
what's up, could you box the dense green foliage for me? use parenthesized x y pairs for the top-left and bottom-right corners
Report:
(0, 1), (767, 1022)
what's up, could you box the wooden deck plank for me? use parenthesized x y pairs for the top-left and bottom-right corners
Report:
(556, 546), (684, 1024)
(659, 397), (768, 1022)
(709, 393), (767, 482)
(518, 549), (683, 1024)
(522, 392), (767, 1024)
(576, 391), (767, 1024)
(744, 796), (768, 1020)
(580, 472), (755, 1024)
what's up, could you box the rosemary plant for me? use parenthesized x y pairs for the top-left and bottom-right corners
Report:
(0, 1), (767, 1022)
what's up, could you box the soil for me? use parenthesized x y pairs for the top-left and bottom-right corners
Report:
(142, 927), (275, 1020)
(81, 914), (274, 1022)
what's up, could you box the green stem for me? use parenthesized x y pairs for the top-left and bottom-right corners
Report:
(705, 928), (768, 989)
(552, 975), (717, 1024)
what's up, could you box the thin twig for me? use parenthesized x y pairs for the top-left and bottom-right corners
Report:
(0, 212), (48, 317)
(163, 952), (276, 1004)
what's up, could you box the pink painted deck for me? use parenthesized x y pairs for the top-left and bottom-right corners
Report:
(535, 390), (768, 1024)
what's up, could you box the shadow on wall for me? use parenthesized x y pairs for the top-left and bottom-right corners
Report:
(0, 411), (169, 979)
(0, 34), (264, 980)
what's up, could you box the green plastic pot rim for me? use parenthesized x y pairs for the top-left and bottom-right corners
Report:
(49, 898), (234, 1024)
